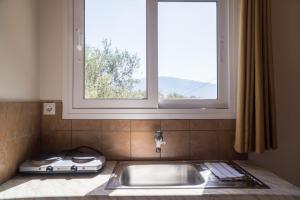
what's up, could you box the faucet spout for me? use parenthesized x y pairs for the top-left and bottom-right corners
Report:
(154, 131), (166, 153)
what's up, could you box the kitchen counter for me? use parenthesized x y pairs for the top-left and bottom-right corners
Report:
(0, 161), (299, 200)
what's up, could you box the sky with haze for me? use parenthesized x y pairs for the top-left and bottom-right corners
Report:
(85, 0), (217, 84)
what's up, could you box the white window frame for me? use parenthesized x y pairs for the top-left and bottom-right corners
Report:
(62, 0), (238, 119)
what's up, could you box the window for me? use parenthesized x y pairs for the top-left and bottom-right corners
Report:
(73, 0), (157, 109)
(63, 0), (237, 119)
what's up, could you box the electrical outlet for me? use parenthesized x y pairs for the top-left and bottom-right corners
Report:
(43, 103), (56, 115)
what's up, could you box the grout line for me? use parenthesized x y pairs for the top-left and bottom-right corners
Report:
(100, 120), (105, 156)
(100, 120), (103, 154)
(189, 120), (191, 160)
(40, 109), (43, 154)
(159, 119), (162, 160)
(70, 119), (73, 148)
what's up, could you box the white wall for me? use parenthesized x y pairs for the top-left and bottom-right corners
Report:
(39, 0), (63, 100)
(249, 0), (300, 187)
(0, 0), (39, 100)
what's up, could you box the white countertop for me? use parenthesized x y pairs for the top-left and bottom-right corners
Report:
(0, 161), (300, 200)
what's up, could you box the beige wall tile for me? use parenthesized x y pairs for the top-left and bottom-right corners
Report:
(131, 120), (161, 132)
(4, 103), (23, 140)
(72, 131), (102, 151)
(0, 102), (40, 184)
(218, 119), (236, 130)
(190, 120), (219, 131)
(8, 136), (38, 166)
(0, 136), (37, 183)
(18, 103), (41, 138)
(218, 131), (247, 160)
(0, 140), (8, 182)
(102, 120), (130, 131)
(190, 131), (219, 160)
(102, 131), (130, 160)
(131, 131), (160, 160)
(0, 103), (7, 141)
(161, 120), (189, 131)
(72, 120), (102, 131)
(41, 131), (71, 153)
(161, 131), (189, 160)
(0, 140), (18, 183)
(41, 102), (71, 131)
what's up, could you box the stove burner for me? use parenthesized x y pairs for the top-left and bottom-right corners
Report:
(72, 156), (95, 163)
(20, 147), (105, 174)
(31, 154), (62, 166)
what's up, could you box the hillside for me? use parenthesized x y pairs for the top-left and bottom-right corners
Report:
(135, 76), (217, 99)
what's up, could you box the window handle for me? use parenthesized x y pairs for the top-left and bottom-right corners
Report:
(220, 37), (225, 63)
(75, 28), (83, 52)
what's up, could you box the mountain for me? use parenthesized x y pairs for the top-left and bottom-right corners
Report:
(135, 76), (217, 99)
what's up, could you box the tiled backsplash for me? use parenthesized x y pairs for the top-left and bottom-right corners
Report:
(0, 102), (41, 184)
(0, 101), (246, 184)
(41, 102), (247, 160)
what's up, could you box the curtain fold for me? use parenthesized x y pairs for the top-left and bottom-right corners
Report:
(234, 0), (278, 154)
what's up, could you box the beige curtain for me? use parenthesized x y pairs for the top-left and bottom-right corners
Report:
(234, 0), (278, 154)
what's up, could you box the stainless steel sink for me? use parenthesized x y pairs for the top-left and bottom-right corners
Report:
(106, 161), (268, 189)
(120, 163), (203, 186)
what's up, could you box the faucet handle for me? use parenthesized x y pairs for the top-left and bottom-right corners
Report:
(154, 130), (166, 153)
(154, 130), (166, 144)
(155, 130), (163, 136)
(154, 131), (164, 141)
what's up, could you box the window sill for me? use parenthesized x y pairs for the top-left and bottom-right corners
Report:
(62, 107), (236, 119)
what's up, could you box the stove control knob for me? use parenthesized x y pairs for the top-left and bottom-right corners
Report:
(46, 166), (53, 172)
(71, 165), (77, 172)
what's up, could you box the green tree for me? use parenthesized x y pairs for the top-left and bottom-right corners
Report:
(85, 39), (145, 99)
(166, 92), (185, 99)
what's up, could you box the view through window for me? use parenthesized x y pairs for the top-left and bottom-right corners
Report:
(158, 2), (217, 100)
(84, 0), (147, 99)
(84, 0), (217, 101)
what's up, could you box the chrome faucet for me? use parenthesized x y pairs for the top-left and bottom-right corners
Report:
(154, 131), (166, 153)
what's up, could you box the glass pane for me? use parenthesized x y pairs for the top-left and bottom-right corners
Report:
(84, 0), (147, 99)
(158, 2), (217, 100)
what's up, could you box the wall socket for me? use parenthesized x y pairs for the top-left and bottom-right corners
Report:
(43, 103), (56, 115)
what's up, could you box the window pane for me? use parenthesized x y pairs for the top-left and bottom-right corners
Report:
(84, 0), (147, 99)
(158, 2), (217, 100)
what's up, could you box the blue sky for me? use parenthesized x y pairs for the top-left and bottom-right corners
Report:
(85, 0), (217, 84)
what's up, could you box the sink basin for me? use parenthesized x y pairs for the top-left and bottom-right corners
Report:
(120, 164), (203, 186)
(106, 161), (268, 189)
(106, 161), (205, 189)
